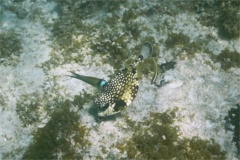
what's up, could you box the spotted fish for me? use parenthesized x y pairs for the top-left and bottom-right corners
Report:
(70, 42), (154, 117)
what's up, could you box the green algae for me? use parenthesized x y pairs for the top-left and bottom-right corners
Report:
(165, 33), (191, 49)
(16, 88), (92, 128)
(16, 93), (50, 127)
(14, 65), (93, 159)
(92, 33), (130, 71)
(48, 1), (137, 70)
(211, 48), (240, 71)
(45, 1), (126, 70)
(49, 1), (99, 66)
(196, 0), (240, 39)
(216, 0), (240, 39)
(0, 95), (7, 111)
(225, 104), (240, 156)
(71, 90), (93, 107)
(52, 0), (125, 48)
(121, 7), (143, 40)
(165, 32), (204, 60)
(165, 32), (239, 71)
(21, 91), (92, 159)
(16, 89), (59, 128)
(48, 1), (164, 74)
(140, 1), (196, 17)
(40, 50), (63, 71)
(22, 99), (90, 159)
(28, 7), (52, 28)
(0, 31), (22, 60)
(116, 108), (226, 159)
(122, 8), (138, 24)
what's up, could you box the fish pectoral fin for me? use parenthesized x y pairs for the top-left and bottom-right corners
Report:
(114, 100), (127, 111)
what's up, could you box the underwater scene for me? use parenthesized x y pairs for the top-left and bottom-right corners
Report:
(0, 0), (239, 159)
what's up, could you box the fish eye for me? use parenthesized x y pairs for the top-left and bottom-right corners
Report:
(100, 80), (107, 87)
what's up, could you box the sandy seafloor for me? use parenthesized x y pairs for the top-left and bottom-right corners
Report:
(0, 0), (239, 159)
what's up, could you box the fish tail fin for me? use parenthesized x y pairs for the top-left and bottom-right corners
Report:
(69, 71), (82, 80)
(69, 71), (106, 90)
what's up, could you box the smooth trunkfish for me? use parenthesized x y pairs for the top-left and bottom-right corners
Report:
(70, 42), (158, 117)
